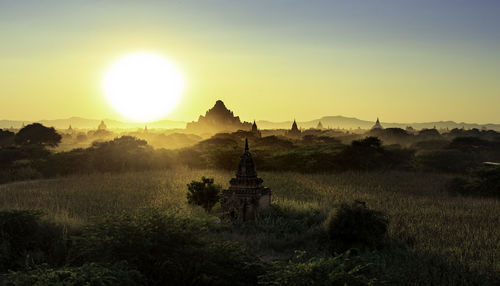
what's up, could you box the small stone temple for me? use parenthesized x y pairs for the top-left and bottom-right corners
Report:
(221, 139), (271, 220)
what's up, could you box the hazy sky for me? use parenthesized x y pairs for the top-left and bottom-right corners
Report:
(1, 0), (500, 123)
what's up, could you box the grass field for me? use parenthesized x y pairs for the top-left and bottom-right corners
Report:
(1, 168), (499, 280)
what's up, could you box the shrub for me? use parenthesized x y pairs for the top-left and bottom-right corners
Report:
(259, 250), (381, 286)
(326, 201), (388, 251)
(231, 205), (327, 252)
(75, 208), (263, 285)
(415, 149), (475, 173)
(0, 210), (68, 272)
(447, 166), (500, 198)
(186, 177), (222, 211)
(5, 262), (145, 286)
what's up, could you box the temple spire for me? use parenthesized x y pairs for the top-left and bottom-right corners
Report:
(245, 138), (249, 151)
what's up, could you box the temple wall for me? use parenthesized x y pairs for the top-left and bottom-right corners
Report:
(258, 194), (271, 208)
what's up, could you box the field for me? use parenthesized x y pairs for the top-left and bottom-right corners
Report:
(1, 168), (499, 285)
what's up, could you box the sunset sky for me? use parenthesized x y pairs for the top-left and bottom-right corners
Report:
(1, 0), (499, 124)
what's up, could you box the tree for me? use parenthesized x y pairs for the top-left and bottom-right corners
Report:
(0, 129), (15, 146)
(15, 123), (62, 147)
(186, 177), (222, 211)
(326, 201), (388, 251)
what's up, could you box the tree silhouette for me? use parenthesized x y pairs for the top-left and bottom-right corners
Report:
(186, 177), (221, 211)
(0, 129), (15, 147)
(15, 123), (62, 147)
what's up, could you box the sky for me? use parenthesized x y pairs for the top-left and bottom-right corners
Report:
(1, 0), (500, 124)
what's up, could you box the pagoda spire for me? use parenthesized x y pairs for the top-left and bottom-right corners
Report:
(245, 138), (249, 151)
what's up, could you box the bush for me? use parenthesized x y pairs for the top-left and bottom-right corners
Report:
(75, 208), (263, 285)
(0, 210), (68, 272)
(259, 250), (381, 286)
(326, 201), (388, 251)
(447, 166), (500, 198)
(231, 205), (327, 253)
(415, 149), (475, 173)
(5, 262), (145, 286)
(186, 177), (222, 211)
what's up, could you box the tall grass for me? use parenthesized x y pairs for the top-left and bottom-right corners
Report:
(0, 168), (499, 276)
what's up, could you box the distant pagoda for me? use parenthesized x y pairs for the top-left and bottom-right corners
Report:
(251, 120), (261, 137)
(286, 119), (302, 137)
(98, 120), (107, 130)
(221, 139), (271, 221)
(371, 118), (383, 130)
(316, 121), (324, 129)
(186, 100), (251, 133)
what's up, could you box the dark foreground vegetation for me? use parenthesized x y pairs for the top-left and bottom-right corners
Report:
(1, 203), (497, 286)
(1, 124), (500, 285)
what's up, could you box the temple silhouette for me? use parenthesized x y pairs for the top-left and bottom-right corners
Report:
(371, 118), (383, 130)
(186, 100), (251, 133)
(221, 139), (271, 220)
(286, 119), (302, 137)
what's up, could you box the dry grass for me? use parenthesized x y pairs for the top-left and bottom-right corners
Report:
(0, 168), (499, 274)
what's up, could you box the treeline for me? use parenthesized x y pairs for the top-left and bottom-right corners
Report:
(2, 124), (500, 185)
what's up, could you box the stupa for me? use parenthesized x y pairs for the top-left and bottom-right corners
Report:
(286, 119), (302, 137)
(371, 118), (383, 130)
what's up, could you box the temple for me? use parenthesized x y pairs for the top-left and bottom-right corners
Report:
(316, 121), (324, 129)
(221, 139), (271, 220)
(251, 120), (261, 137)
(371, 118), (383, 130)
(186, 100), (251, 133)
(286, 119), (302, 137)
(98, 120), (107, 131)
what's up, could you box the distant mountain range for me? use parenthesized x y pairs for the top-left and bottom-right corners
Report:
(2, 115), (499, 131)
(0, 117), (185, 130)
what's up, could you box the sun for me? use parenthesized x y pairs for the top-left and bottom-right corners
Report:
(102, 52), (184, 122)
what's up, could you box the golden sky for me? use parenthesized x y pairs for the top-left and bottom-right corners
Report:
(1, 1), (500, 124)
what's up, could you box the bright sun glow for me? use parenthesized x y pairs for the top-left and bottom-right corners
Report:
(103, 52), (184, 122)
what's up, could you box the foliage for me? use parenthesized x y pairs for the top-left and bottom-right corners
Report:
(337, 137), (385, 170)
(186, 177), (222, 211)
(326, 201), (388, 251)
(260, 250), (381, 286)
(14, 123), (62, 147)
(0, 129), (15, 147)
(232, 204), (327, 252)
(1, 169), (499, 283)
(5, 262), (145, 286)
(415, 149), (475, 173)
(76, 208), (263, 285)
(447, 166), (500, 198)
(33, 136), (174, 178)
(0, 210), (68, 272)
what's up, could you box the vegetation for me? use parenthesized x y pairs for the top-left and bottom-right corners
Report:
(326, 201), (388, 251)
(14, 123), (61, 147)
(186, 176), (222, 211)
(3, 123), (500, 184)
(0, 169), (498, 285)
(1, 125), (500, 284)
(448, 166), (500, 198)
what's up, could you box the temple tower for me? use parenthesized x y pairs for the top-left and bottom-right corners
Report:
(287, 119), (302, 137)
(221, 139), (271, 220)
(371, 118), (383, 130)
(98, 120), (107, 131)
(251, 120), (261, 137)
(317, 121), (324, 129)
